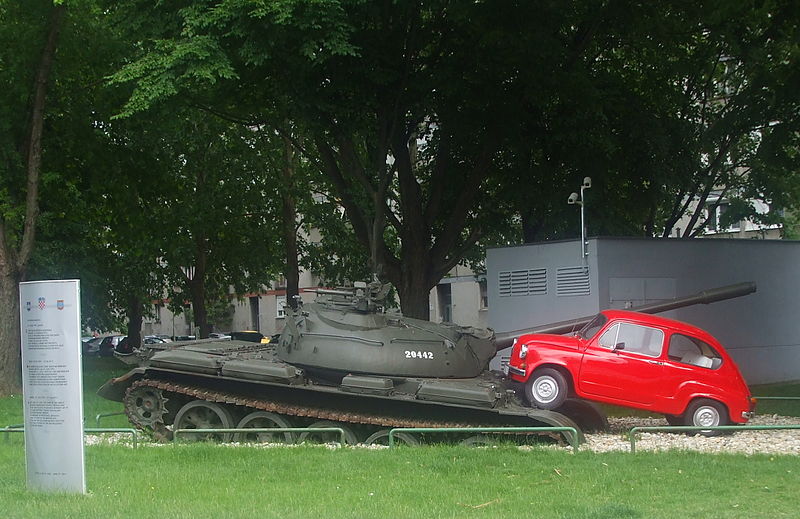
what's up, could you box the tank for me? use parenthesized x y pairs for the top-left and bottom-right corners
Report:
(98, 281), (755, 445)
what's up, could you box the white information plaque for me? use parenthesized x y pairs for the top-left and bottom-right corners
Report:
(19, 279), (85, 493)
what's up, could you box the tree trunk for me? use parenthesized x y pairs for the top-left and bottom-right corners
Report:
(189, 277), (211, 338)
(0, 4), (65, 396)
(126, 295), (143, 349)
(281, 135), (300, 309)
(394, 237), (432, 320)
(0, 272), (22, 395)
(396, 271), (432, 321)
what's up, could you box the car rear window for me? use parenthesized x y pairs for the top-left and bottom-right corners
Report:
(668, 333), (722, 369)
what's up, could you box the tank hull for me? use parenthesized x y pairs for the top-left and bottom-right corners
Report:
(99, 340), (591, 444)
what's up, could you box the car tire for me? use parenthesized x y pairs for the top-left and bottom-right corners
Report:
(525, 368), (569, 410)
(683, 398), (729, 436)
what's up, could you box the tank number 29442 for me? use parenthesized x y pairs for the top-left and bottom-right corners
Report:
(404, 350), (434, 360)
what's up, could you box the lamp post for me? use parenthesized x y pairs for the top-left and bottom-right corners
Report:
(567, 177), (592, 259)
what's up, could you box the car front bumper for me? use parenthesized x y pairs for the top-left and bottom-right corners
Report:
(507, 364), (526, 377)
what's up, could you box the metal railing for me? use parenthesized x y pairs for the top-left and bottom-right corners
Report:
(388, 426), (580, 452)
(173, 427), (347, 444)
(2, 426), (139, 448)
(95, 411), (126, 427)
(628, 424), (800, 453)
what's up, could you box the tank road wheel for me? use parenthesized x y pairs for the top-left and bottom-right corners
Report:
(525, 368), (568, 410)
(124, 385), (170, 428)
(683, 399), (729, 437)
(236, 411), (296, 444)
(173, 400), (236, 442)
(298, 421), (360, 445)
(364, 430), (420, 447)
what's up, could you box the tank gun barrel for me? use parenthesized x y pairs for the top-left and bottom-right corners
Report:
(494, 281), (756, 350)
(313, 288), (358, 297)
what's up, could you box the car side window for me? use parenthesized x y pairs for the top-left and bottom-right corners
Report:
(597, 324), (620, 349)
(618, 322), (664, 357)
(668, 333), (722, 369)
(597, 322), (664, 357)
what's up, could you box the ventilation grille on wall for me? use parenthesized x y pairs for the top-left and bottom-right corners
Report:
(498, 269), (547, 297)
(556, 266), (590, 296)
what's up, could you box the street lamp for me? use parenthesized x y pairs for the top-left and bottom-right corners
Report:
(567, 177), (591, 259)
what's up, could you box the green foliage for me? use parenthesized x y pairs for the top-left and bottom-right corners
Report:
(3, 0), (800, 332)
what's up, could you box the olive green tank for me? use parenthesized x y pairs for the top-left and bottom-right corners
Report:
(98, 282), (598, 446)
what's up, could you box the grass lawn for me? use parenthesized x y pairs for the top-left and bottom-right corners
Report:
(0, 442), (798, 519)
(0, 357), (798, 518)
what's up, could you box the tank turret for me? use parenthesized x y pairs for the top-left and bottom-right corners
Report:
(277, 281), (495, 379)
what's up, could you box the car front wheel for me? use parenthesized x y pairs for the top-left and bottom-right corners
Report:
(525, 368), (568, 410)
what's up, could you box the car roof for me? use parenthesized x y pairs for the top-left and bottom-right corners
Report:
(599, 309), (720, 345)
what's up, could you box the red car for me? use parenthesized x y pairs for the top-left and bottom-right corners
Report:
(506, 310), (755, 428)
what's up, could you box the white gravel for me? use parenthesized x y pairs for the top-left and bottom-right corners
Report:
(82, 414), (800, 455)
(578, 414), (800, 455)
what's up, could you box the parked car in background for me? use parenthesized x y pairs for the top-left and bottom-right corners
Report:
(97, 335), (126, 357)
(230, 331), (270, 343)
(82, 336), (104, 356)
(209, 332), (232, 340)
(506, 310), (755, 432)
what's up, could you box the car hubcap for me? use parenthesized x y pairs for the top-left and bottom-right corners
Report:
(533, 376), (558, 403)
(694, 406), (720, 427)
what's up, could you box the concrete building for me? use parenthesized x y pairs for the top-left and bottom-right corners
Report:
(143, 265), (487, 340)
(487, 237), (800, 385)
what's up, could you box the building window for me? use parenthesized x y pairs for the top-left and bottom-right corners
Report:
(437, 284), (452, 323)
(479, 279), (488, 310)
(249, 296), (260, 331)
(706, 201), (740, 232)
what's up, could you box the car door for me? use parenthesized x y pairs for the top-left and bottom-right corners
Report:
(578, 321), (666, 406)
(659, 332), (725, 409)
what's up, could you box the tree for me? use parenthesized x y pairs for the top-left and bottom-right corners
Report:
(108, 0), (539, 319)
(0, 1), (67, 395)
(149, 112), (285, 338)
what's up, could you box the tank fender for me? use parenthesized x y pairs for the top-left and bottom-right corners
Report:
(96, 368), (146, 402)
(523, 408), (585, 444)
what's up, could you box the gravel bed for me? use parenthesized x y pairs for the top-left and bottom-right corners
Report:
(80, 415), (800, 455)
(578, 414), (800, 455)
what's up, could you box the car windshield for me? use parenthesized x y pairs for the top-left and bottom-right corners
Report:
(578, 313), (607, 340)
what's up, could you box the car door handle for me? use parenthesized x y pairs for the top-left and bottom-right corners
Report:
(647, 360), (664, 365)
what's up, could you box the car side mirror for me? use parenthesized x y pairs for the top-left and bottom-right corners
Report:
(614, 342), (625, 351)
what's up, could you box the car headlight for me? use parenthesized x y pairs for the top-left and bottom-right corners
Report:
(519, 344), (528, 359)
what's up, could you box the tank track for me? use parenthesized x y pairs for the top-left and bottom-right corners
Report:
(126, 378), (476, 431)
(124, 379), (573, 445)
